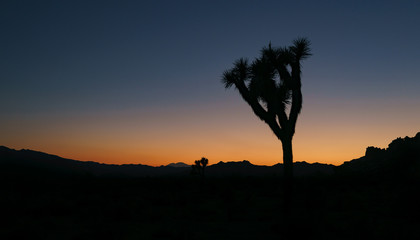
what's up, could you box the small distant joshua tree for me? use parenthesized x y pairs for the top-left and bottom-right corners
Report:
(191, 157), (209, 177)
(193, 160), (201, 175)
(200, 157), (208, 176)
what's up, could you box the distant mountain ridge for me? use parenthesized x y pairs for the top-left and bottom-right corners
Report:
(1, 132), (419, 178)
(0, 146), (189, 177)
(208, 160), (335, 177)
(166, 162), (191, 168)
(0, 146), (333, 177)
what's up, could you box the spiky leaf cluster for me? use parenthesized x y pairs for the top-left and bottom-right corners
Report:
(222, 38), (311, 140)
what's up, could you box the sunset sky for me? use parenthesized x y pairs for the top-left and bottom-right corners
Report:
(1, 0), (419, 166)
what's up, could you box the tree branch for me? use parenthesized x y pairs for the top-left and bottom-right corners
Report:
(235, 79), (284, 140)
(287, 62), (302, 137)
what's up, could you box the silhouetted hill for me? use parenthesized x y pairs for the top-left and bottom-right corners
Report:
(207, 160), (334, 177)
(0, 146), (89, 177)
(207, 160), (275, 176)
(336, 132), (420, 177)
(0, 146), (334, 178)
(0, 146), (188, 178)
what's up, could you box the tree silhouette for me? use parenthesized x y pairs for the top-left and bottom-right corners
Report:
(221, 38), (311, 214)
(200, 157), (208, 176)
(191, 160), (201, 176)
(191, 157), (209, 177)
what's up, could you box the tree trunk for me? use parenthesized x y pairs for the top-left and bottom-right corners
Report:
(282, 137), (294, 181)
(281, 137), (294, 224)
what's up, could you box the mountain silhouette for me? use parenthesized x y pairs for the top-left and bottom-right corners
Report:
(335, 132), (420, 177)
(206, 160), (334, 177)
(0, 146), (333, 178)
(166, 162), (191, 168)
(0, 146), (188, 178)
(2, 132), (419, 178)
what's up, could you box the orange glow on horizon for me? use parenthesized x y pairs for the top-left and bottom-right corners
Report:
(2, 98), (419, 167)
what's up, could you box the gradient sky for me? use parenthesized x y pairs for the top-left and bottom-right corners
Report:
(1, 0), (419, 166)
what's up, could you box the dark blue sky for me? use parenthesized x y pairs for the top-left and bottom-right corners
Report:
(1, 0), (420, 165)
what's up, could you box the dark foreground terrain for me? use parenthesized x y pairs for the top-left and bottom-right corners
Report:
(1, 173), (419, 240)
(1, 133), (419, 239)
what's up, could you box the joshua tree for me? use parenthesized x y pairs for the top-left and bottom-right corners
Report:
(195, 160), (202, 168)
(221, 38), (311, 211)
(191, 160), (202, 176)
(200, 157), (209, 176)
(191, 158), (209, 177)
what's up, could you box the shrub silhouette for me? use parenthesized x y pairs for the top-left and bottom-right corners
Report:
(221, 38), (311, 215)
